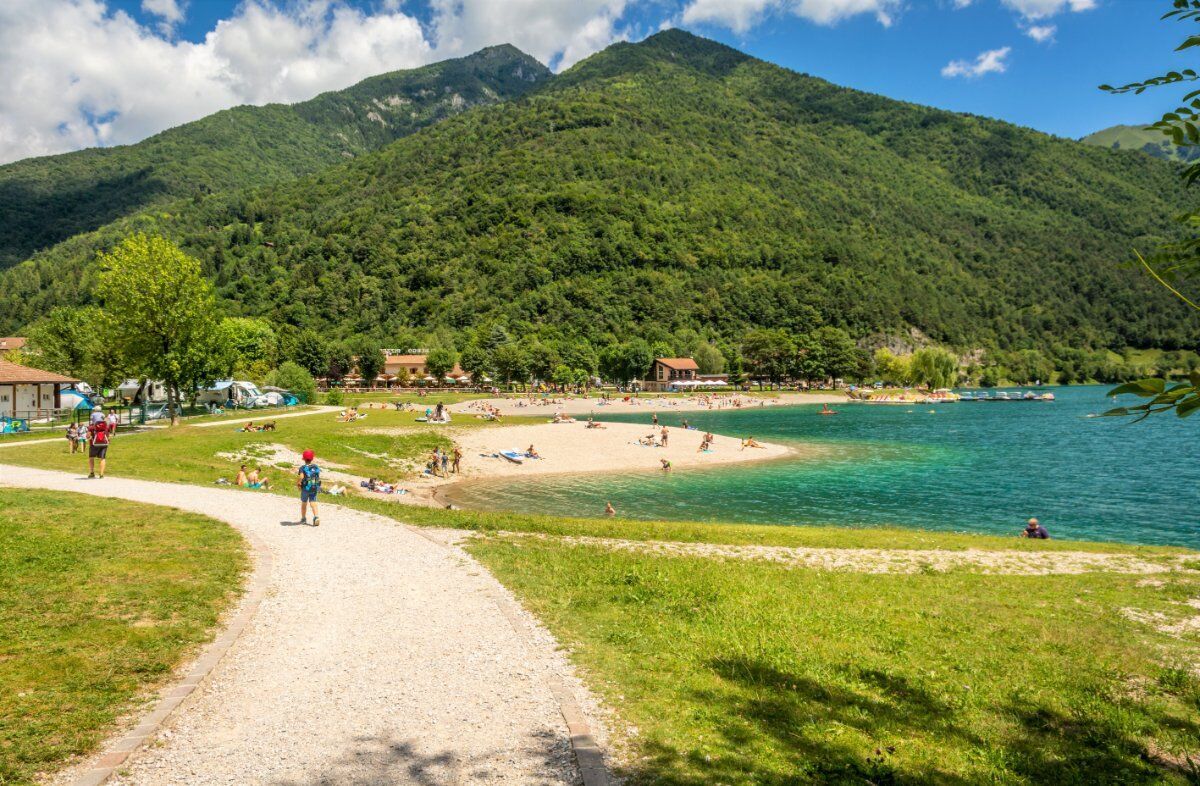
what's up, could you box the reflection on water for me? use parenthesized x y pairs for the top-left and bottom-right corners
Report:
(445, 387), (1199, 547)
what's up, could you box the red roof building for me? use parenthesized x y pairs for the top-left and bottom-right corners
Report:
(0, 359), (78, 417)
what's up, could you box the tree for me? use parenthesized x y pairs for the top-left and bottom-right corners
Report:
(908, 347), (959, 390)
(741, 329), (795, 387)
(326, 342), (354, 383)
(492, 344), (529, 388)
(25, 306), (126, 389)
(459, 343), (491, 383)
(692, 342), (726, 375)
(551, 364), (575, 390)
(873, 349), (909, 385)
(96, 234), (224, 424)
(265, 362), (317, 403)
(526, 342), (560, 384)
(220, 317), (277, 382)
(351, 338), (385, 387)
(290, 329), (328, 378)
(425, 347), (458, 382)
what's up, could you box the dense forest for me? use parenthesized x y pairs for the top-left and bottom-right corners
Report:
(0, 45), (550, 268)
(1, 30), (1196, 364)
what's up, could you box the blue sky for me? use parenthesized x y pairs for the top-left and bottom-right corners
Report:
(0, 1), (1189, 164)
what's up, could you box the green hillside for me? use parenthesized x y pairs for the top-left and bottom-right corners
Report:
(1082, 123), (1200, 164)
(1, 30), (1195, 352)
(0, 45), (550, 269)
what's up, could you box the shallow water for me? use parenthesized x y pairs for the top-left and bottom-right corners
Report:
(444, 386), (1200, 547)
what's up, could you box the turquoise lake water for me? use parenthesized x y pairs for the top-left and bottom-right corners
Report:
(446, 386), (1199, 547)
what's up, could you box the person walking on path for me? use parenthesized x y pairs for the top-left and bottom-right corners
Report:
(87, 416), (111, 478)
(66, 422), (80, 454)
(297, 449), (321, 527)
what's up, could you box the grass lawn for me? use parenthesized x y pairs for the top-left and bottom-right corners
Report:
(0, 489), (246, 785)
(0, 407), (467, 489)
(472, 536), (1200, 784)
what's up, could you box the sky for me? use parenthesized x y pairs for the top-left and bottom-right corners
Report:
(0, 0), (1191, 166)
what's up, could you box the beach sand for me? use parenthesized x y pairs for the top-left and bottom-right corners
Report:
(371, 421), (795, 508)
(448, 391), (844, 418)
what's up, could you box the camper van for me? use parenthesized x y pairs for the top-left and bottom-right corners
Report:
(197, 380), (263, 407)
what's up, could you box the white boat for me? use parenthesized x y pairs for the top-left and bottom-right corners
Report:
(499, 450), (525, 464)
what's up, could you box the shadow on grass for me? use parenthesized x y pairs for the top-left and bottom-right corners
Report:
(617, 656), (1193, 785)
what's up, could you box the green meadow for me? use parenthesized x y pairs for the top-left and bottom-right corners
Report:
(0, 489), (245, 785)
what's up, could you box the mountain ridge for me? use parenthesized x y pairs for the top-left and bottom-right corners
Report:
(0, 44), (551, 268)
(0, 30), (1193, 353)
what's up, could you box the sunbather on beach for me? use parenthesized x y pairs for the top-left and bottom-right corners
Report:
(526, 444), (540, 459)
(741, 437), (765, 450)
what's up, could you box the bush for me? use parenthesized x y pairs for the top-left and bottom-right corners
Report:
(324, 388), (343, 406)
(264, 361), (317, 404)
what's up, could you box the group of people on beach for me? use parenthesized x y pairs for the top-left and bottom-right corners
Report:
(426, 445), (462, 477)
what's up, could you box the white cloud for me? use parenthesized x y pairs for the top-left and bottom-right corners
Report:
(429, 0), (631, 70)
(0, 0), (647, 166)
(941, 46), (1011, 78)
(1024, 23), (1055, 42)
(681, 0), (900, 34)
(142, 0), (184, 24)
(1000, 0), (1095, 20)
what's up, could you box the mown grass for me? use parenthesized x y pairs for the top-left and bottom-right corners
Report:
(0, 489), (246, 785)
(472, 537), (1200, 784)
(0, 407), (464, 489)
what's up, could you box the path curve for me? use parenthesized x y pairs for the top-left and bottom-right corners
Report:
(1, 465), (607, 785)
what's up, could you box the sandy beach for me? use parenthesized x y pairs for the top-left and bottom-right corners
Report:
(362, 420), (797, 507)
(448, 391), (845, 418)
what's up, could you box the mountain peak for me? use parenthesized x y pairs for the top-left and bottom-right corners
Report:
(559, 28), (751, 85)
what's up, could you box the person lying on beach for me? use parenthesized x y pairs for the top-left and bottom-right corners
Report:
(741, 437), (765, 450)
(585, 416), (606, 429)
(698, 438), (710, 452)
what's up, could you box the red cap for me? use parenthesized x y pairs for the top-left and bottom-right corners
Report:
(302, 449), (315, 462)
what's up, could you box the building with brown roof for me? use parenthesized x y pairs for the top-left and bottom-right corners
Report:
(0, 359), (79, 417)
(0, 337), (27, 358)
(644, 357), (700, 391)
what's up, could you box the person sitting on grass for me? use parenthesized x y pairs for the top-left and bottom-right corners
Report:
(1021, 518), (1049, 539)
(236, 464), (250, 486)
(247, 467), (272, 490)
(297, 449), (321, 527)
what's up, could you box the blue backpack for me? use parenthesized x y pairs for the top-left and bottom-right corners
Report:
(300, 463), (321, 491)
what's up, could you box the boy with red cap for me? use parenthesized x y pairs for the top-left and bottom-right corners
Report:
(297, 449), (321, 526)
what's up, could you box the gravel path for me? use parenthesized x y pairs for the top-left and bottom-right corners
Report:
(0, 464), (603, 785)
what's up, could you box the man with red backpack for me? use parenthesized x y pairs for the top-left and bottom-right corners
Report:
(87, 416), (111, 479)
(297, 449), (321, 527)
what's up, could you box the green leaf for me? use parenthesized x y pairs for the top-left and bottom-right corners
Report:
(1101, 407), (1131, 417)
(1107, 379), (1167, 398)
(1177, 396), (1200, 418)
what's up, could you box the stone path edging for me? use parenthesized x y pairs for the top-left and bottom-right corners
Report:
(70, 528), (274, 786)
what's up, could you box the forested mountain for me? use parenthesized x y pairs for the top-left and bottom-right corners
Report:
(1082, 124), (1200, 164)
(0, 45), (549, 268)
(1, 30), (1195, 353)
